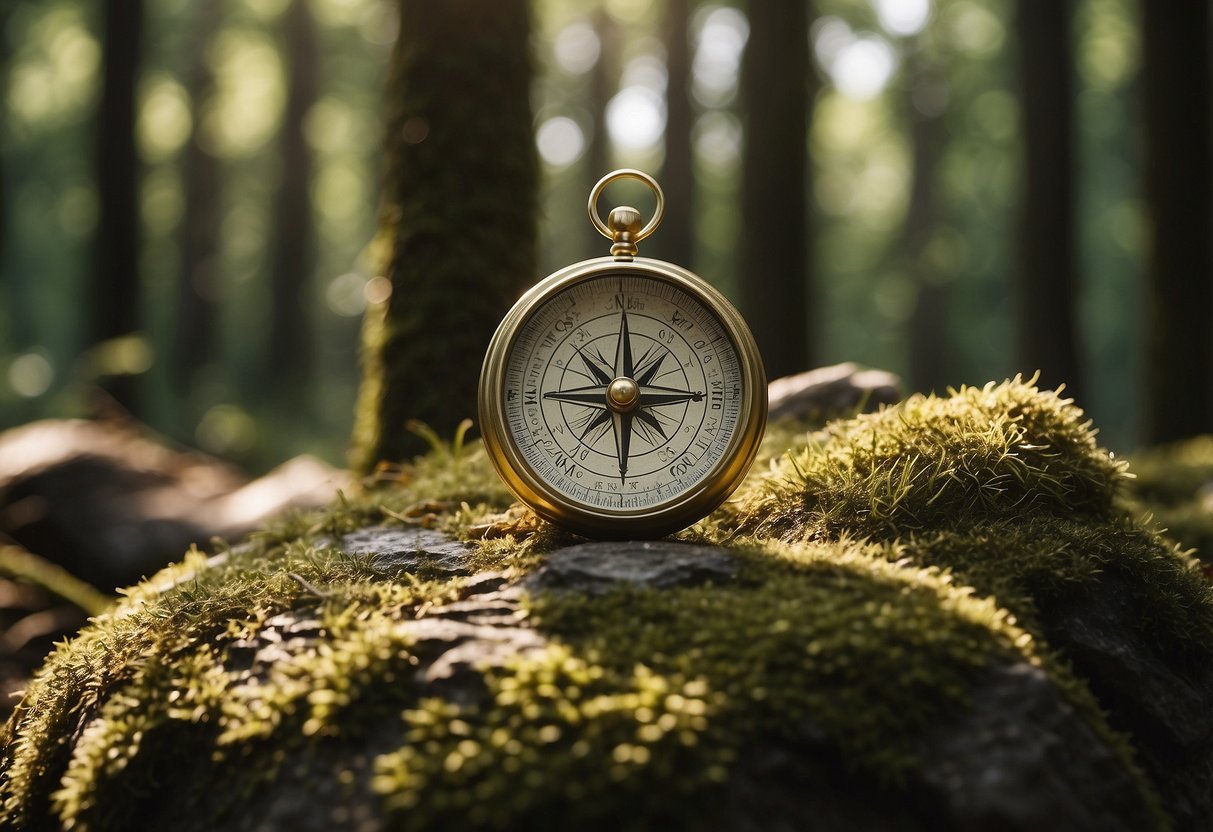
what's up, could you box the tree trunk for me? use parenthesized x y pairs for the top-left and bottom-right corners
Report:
(655, 0), (694, 267)
(90, 0), (145, 412)
(267, 0), (319, 403)
(351, 0), (537, 470)
(1141, 1), (1213, 443)
(902, 47), (950, 394)
(584, 5), (618, 256)
(172, 0), (224, 408)
(740, 0), (812, 380)
(1014, 0), (1083, 403)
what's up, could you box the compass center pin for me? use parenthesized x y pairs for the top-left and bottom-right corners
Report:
(606, 377), (640, 412)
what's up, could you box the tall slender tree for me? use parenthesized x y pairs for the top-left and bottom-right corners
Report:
(351, 0), (537, 470)
(173, 0), (224, 411)
(656, 0), (694, 267)
(740, 0), (813, 379)
(584, 5), (618, 256)
(267, 0), (319, 404)
(1141, 1), (1213, 443)
(1014, 0), (1083, 402)
(90, 0), (145, 412)
(902, 45), (950, 394)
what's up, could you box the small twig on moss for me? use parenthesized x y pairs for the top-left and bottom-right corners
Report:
(288, 572), (333, 600)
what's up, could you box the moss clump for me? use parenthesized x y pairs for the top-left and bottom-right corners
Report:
(4, 377), (1210, 830)
(727, 377), (1128, 542)
(1124, 435), (1213, 562)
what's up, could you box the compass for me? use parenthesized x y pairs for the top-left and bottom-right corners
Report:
(478, 169), (767, 538)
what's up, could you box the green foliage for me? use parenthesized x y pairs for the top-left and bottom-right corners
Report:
(6, 377), (1211, 830)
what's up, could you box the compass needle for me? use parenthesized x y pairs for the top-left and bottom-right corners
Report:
(545, 386), (610, 408)
(610, 412), (633, 482)
(478, 168), (765, 537)
(638, 384), (705, 408)
(614, 309), (636, 378)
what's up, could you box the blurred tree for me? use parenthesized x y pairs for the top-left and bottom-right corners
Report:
(901, 42), (950, 394)
(1014, 0), (1083, 403)
(90, 0), (146, 412)
(584, 5), (618, 256)
(351, 0), (536, 470)
(267, 0), (318, 404)
(173, 1), (224, 410)
(0, 7), (9, 302)
(1141, 0), (1212, 443)
(740, 0), (814, 379)
(656, 0), (694, 267)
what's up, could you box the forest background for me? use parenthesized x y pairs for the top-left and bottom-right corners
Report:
(0, 0), (1209, 473)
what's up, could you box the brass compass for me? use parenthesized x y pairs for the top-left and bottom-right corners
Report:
(478, 169), (767, 538)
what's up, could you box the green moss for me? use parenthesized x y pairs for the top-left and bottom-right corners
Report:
(5, 377), (1210, 830)
(1124, 436), (1213, 561)
(726, 377), (1128, 542)
(371, 539), (1146, 830)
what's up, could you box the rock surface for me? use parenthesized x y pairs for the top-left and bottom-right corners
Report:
(766, 362), (901, 422)
(525, 540), (737, 594)
(3, 380), (1211, 832)
(340, 526), (480, 576)
(0, 419), (350, 589)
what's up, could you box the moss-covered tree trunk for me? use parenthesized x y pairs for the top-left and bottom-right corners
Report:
(1141, 1), (1213, 444)
(351, 0), (537, 471)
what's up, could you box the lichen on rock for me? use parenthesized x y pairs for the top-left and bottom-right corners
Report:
(2, 377), (1211, 831)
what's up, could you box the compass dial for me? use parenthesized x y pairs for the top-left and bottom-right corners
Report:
(481, 259), (765, 538)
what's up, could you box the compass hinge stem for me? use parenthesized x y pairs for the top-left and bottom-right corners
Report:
(610, 241), (637, 261)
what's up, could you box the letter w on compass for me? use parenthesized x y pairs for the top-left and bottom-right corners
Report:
(544, 309), (704, 482)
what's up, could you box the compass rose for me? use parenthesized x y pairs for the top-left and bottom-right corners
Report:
(544, 309), (704, 482)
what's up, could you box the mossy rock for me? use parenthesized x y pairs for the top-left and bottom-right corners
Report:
(3, 379), (1212, 831)
(1124, 435), (1213, 564)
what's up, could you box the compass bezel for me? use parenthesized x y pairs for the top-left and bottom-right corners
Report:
(478, 256), (767, 539)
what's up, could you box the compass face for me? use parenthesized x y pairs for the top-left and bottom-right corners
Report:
(497, 270), (749, 520)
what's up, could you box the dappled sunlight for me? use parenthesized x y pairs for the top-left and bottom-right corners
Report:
(553, 19), (601, 75)
(202, 28), (285, 158)
(691, 5), (746, 108)
(6, 6), (98, 132)
(536, 115), (586, 168)
(0, 0), (1178, 467)
(8, 352), (55, 399)
(137, 75), (192, 162)
(873, 0), (932, 38)
(813, 18), (898, 102)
